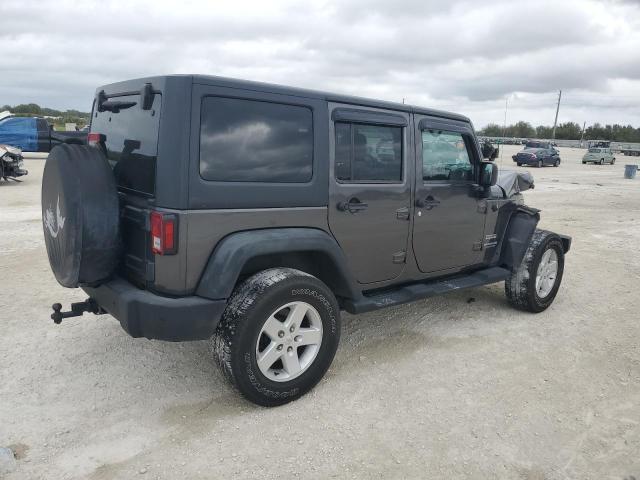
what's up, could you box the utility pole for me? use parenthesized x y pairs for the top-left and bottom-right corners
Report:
(579, 121), (586, 147)
(500, 95), (509, 162)
(551, 89), (562, 140)
(502, 96), (509, 139)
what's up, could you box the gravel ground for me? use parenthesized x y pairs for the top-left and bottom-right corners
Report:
(1, 146), (639, 479)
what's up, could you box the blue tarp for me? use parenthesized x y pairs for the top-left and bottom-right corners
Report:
(0, 117), (38, 151)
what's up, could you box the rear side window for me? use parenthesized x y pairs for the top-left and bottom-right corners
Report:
(334, 122), (402, 182)
(91, 94), (161, 196)
(199, 97), (313, 183)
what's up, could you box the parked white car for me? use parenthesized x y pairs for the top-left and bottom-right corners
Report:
(582, 147), (615, 165)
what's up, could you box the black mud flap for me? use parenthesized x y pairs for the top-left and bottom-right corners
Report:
(500, 206), (540, 271)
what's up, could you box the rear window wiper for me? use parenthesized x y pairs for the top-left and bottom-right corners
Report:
(98, 99), (137, 113)
(97, 83), (158, 114)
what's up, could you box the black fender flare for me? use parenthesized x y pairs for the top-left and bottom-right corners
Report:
(195, 228), (361, 301)
(498, 206), (541, 271)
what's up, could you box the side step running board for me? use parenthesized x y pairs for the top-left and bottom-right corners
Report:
(344, 267), (510, 314)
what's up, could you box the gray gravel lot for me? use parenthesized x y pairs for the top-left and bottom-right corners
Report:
(1, 145), (639, 479)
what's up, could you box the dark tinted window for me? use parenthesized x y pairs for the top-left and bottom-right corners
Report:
(334, 122), (402, 182)
(200, 97), (313, 183)
(91, 94), (161, 195)
(422, 129), (474, 182)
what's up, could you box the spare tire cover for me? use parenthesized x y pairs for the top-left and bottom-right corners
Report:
(42, 144), (120, 287)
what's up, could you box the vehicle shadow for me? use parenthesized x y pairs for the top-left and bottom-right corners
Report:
(38, 283), (513, 423)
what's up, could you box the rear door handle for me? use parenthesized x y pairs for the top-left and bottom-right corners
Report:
(337, 198), (368, 214)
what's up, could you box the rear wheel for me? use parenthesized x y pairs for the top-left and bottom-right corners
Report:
(537, 160), (543, 168)
(505, 230), (565, 313)
(611, 158), (616, 165)
(599, 158), (605, 165)
(213, 268), (341, 407)
(517, 163), (522, 167)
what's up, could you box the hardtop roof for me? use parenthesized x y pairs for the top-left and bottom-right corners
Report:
(97, 74), (471, 124)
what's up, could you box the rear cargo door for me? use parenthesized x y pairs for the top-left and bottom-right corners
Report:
(90, 91), (162, 286)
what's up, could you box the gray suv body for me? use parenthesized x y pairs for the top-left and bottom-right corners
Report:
(43, 75), (571, 406)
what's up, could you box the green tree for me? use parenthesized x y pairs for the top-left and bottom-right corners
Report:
(480, 123), (503, 136)
(535, 125), (553, 138)
(507, 121), (535, 138)
(554, 122), (582, 140)
(481, 121), (639, 142)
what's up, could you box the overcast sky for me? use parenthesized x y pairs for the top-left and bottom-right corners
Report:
(1, 0), (640, 129)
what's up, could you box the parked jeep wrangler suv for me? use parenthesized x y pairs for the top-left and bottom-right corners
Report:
(42, 75), (570, 406)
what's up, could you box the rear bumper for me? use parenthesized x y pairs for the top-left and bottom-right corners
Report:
(83, 278), (226, 341)
(513, 156), (537, 164)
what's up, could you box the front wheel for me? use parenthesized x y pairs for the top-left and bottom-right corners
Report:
(505, 230), (565, 313)
(517, 162), (522, 167)
(553, 160), (559, 167)
(213, 268), (341, 406)
(599, 158), (605, 165)
(537, 160), (543, 168)
(611, 158), (616, 165)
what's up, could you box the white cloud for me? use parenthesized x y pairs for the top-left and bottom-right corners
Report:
(1, 0), (639, 128)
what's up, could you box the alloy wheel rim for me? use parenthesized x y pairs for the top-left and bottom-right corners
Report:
(255, 301), (323, 382)
(536, 248), (558, 298)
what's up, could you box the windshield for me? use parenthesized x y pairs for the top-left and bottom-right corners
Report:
(588, 148), (601, 153)
(91, 93), (161, 195)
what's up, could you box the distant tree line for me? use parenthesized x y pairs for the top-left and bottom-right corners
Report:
(1, 103), (90, 129)
(480, 121), (640, 143)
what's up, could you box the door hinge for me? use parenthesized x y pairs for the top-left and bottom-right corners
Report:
(477, 202), (487, 214)
(472, 241), (483, 251)
(392, 251), (407, 264)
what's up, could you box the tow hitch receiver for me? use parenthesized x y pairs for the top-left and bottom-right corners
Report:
(51, 298), (105, 324)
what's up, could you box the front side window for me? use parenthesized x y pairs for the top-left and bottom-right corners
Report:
(422, 129), (474, 182)
(200, 97), (313, 183)
(335, 122), (402, 182)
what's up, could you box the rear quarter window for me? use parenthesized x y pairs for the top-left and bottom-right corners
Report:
(199, 97), (313, 183)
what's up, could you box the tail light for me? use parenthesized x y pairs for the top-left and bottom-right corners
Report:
(87, 132), (105, 146)
(150, 212), (178, 255)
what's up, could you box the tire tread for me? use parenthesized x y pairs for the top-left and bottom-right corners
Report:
(212, 268), (338, 406)
(505, 229), (564, 312)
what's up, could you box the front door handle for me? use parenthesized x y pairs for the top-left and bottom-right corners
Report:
(337, 198), (368, 214)
(416, 196), (440, 210)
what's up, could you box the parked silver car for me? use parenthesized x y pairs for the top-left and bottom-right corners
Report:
(582, 147), (615, 165)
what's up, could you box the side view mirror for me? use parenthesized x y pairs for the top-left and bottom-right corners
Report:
(480, 161), (498, 187)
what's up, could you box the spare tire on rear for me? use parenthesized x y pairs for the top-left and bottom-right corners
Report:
(42, 144), (120, 288)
